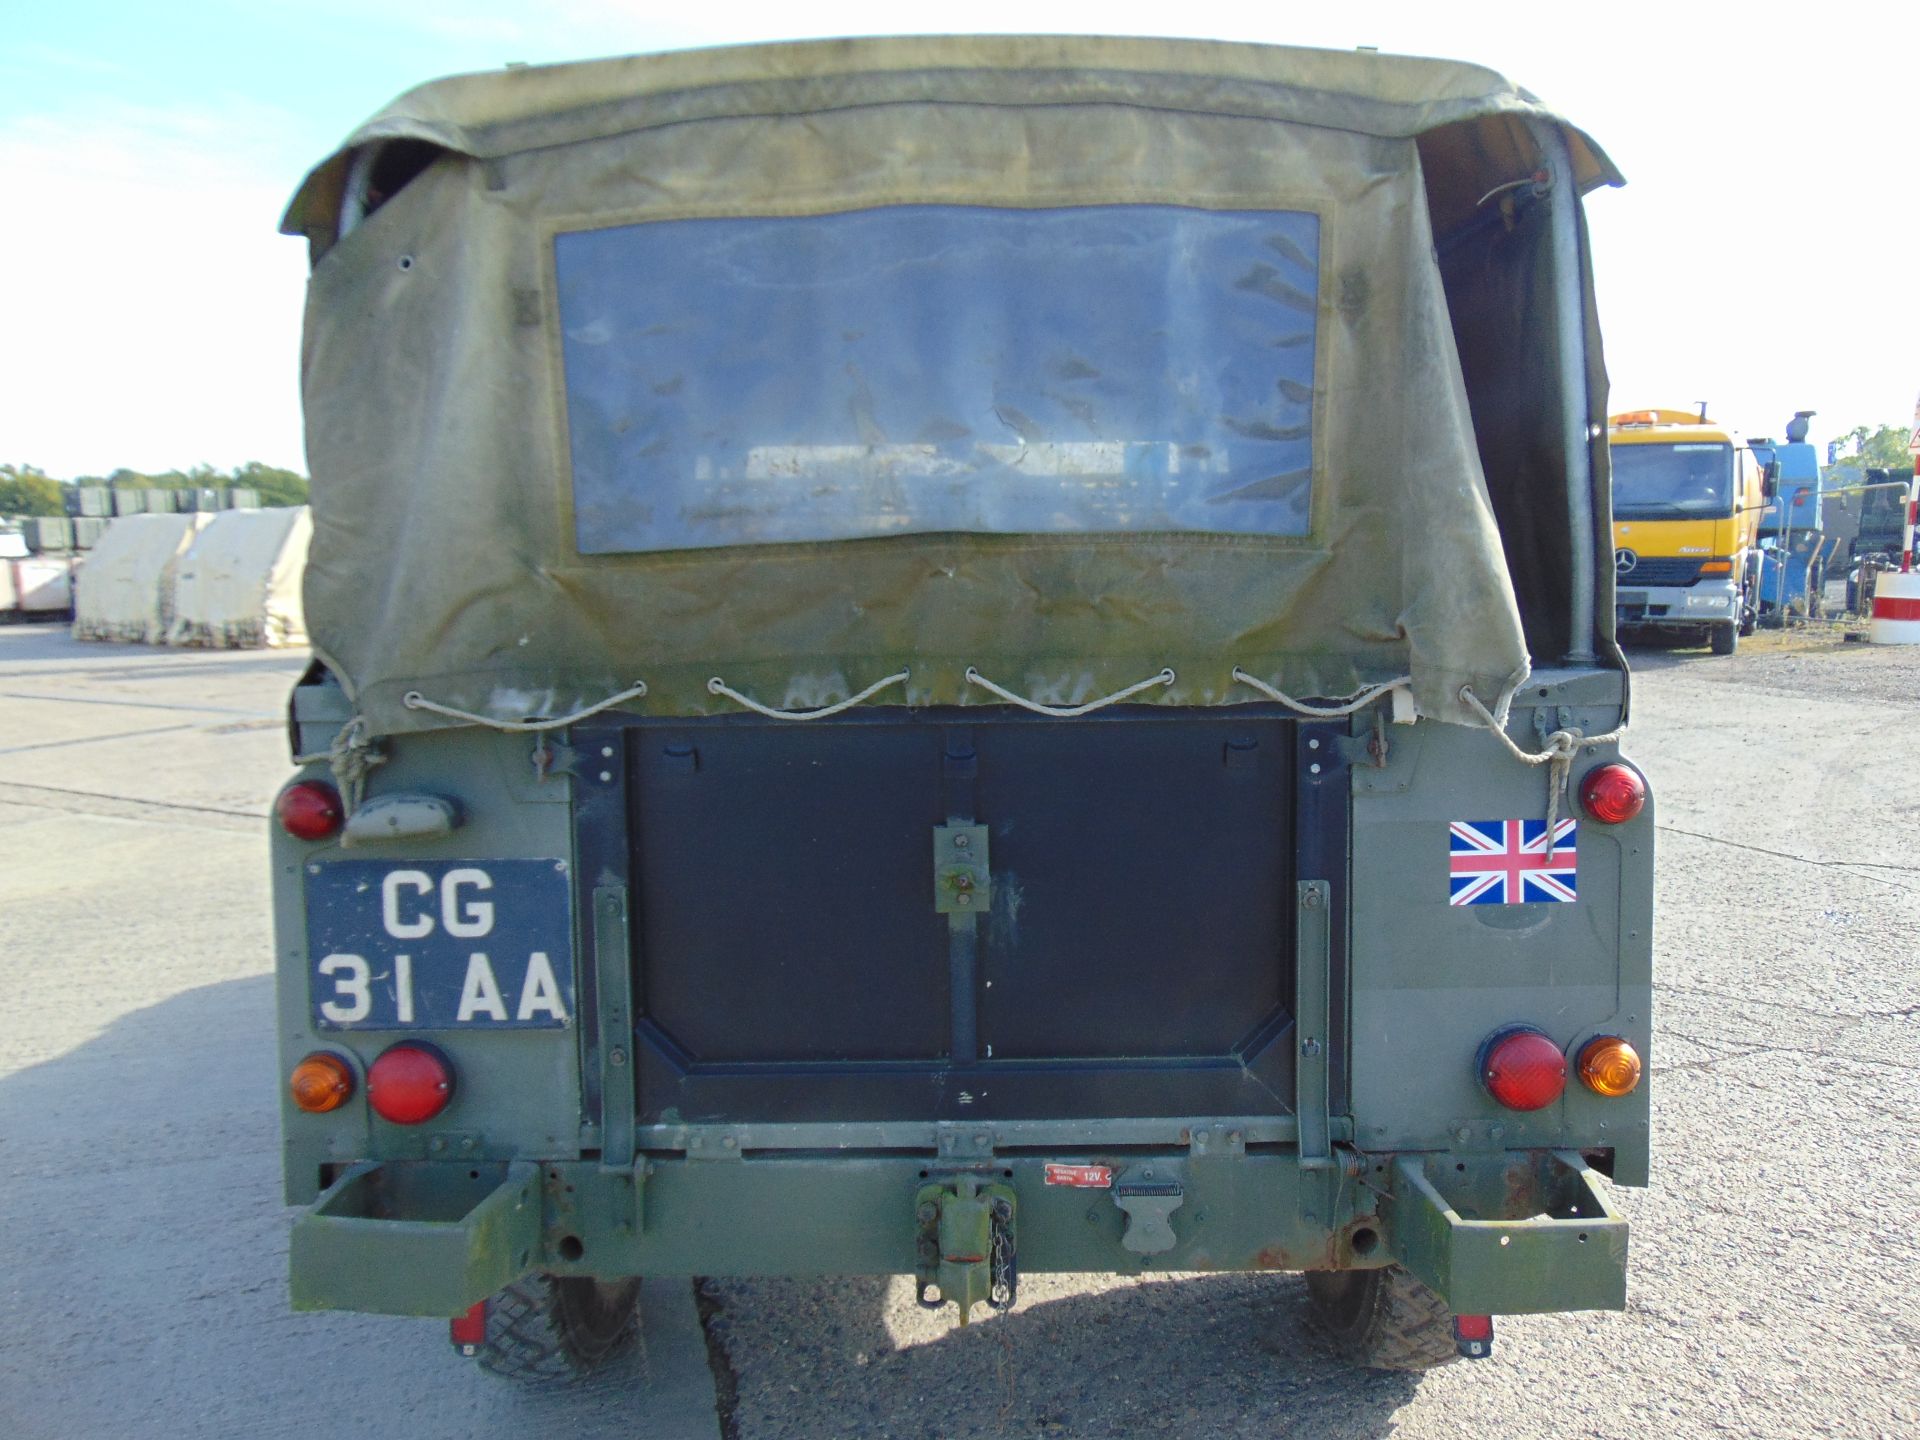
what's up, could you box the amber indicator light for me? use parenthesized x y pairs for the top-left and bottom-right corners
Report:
(1578, 763), (1646, 825)
(1578, 1036), (1642, 1097)
(289, 1052), (355, 1114)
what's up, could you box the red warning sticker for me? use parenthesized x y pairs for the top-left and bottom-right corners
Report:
(1044, 1163), (1114, 1189)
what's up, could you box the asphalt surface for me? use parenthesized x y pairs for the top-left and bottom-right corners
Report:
(1, 625), (1916, 1438)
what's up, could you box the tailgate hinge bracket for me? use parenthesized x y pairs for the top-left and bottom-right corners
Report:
(592, 884), (636, 1172)
(1294, 879), (1334, 1180)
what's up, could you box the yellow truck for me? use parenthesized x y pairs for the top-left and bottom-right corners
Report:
(1608, 408), (1767, 654)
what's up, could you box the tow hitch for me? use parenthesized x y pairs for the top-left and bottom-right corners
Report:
(913, 1177), (1018, 1324)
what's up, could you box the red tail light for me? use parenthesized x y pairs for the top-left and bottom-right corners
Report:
(1578, 763), (1645, 824)
(366, 1042), (455, 1125)
(276, 780), (344, 840)
(450, 1301), (487, 1355)
(1479, 1027), (1567, 1111)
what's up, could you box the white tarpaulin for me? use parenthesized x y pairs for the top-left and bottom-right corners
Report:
(170, 507), (312, 648)
(7, 557), (75, 616)
(72, 513), (211, 644)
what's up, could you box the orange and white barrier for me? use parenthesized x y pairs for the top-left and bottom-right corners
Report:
(1869, 570), (1920, 644)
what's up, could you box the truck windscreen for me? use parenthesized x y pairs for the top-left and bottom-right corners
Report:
(555, 204), (1321, 553)
(1610, 442), (1734, 519)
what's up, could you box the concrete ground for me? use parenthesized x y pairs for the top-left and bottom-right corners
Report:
(0, 625), (1915, 1438)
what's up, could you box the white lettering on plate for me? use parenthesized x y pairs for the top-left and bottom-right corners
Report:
(381, 870), (435, 939)
(516, 952), (568, 1022)
(318, 953), (372, 1023)
(394, 953), (414, 1024)
(456, 952), (509, 1021)
(441, 868), (495, 938)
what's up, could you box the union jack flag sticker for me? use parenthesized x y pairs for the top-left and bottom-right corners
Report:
(1448, 819), (1577, 906)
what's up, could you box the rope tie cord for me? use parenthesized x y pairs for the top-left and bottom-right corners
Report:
(1231, 667), (1413, 718)
(401, 680), (650, 733)
(293, 715), (388, 812)
(964, 666), (1175, 717)
(1457, 684), (1627, 834)
(706, 669), (910, 721)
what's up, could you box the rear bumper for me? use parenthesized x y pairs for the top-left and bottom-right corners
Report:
(288, 1144), (1627, 1319)
(1616, 578), (1737, 627)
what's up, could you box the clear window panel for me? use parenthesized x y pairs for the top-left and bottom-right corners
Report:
(556, 205), (1319, 552)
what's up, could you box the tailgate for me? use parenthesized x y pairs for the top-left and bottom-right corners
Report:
(571, 708), (1332, 1126)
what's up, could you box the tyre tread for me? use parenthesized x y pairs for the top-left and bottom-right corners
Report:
(1306, 1266), (1460, 1372)
(474, 1275), (639, 1384)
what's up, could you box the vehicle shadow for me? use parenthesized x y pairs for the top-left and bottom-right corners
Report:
(697, 1271), (1422, 1438)
(0, 979), (1423, 1439)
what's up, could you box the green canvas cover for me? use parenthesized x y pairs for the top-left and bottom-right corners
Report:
(283, 35), (1621, 737)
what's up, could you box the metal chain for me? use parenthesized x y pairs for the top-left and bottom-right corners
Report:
(988, 1198), (1018, 1312)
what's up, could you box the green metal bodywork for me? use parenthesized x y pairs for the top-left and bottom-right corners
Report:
(278, 669), (1650, 1321)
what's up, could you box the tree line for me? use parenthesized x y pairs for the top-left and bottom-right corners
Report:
(1829, 424), (1914, 471)
(0, 461), (310, 517)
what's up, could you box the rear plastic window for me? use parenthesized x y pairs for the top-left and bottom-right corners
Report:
(555, 204), (1320, 553)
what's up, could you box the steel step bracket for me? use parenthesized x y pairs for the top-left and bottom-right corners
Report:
(290, 1161), (542, 1317)
(1385, 1150), (1627, 1314)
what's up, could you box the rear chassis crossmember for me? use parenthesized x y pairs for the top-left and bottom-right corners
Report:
(289, 1141), (1624, 1319)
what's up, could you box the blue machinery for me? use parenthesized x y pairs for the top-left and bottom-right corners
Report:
(1748, 410), (1839, 618)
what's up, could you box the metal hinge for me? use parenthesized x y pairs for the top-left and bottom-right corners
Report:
(933, 823), (991, 914)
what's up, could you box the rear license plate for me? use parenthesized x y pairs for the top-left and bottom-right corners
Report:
(304, 859), (574, 1030)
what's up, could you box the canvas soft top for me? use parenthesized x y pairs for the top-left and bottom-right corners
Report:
(285, 35), (1620, 737)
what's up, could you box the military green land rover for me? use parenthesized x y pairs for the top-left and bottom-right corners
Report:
(273, 36), (1652, 1380)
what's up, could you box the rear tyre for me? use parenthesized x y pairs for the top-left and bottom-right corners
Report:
(1305, 1266), (1459, 1371)
(1709, 621), (1737, 656)
(474, 1274), (641, 1383)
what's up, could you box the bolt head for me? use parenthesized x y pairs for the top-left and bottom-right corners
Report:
(957, 894), (971, 906)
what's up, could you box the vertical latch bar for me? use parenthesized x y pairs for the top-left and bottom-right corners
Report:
(593, 884), (636, 1169)
(1295, 879), (1332, 1167)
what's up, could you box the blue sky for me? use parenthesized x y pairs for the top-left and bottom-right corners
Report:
(3, 1), (1915, 475)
